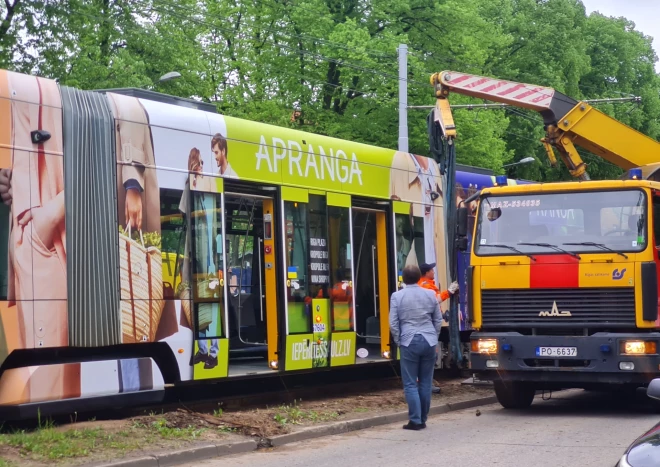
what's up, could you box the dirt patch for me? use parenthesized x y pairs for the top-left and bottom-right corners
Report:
(287, 378), (493, 426)
(0, 378), (492, 466)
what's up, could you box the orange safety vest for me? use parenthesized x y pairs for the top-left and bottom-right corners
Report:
(418, 278), (450, 302)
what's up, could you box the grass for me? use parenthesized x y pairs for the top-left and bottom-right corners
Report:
(273, 400), (339, 426)
(0, 416), (206, 465)
(3, 426), (137, 460)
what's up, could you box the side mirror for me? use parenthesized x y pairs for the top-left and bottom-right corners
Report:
(647, 378), (660, 400)
(456, 236), (468, 252)
(487, 207), (502, 222)
(457, 207), (468, 237)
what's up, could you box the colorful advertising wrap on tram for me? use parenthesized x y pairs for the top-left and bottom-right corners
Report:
(0, 68), (514, 413)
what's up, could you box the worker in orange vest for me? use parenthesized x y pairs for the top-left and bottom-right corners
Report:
(418, 263), (459, 304)
(418, 262), (459, 395)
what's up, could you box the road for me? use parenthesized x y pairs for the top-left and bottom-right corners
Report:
(185, 390), (659, 467)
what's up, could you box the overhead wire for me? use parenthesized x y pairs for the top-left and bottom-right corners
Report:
(248, 0), (397, 59)
(45, 0), (644, 178)
(46, 0), (423, 91)
(146, 0), (432, 87)
(51, 0), (642, 114)
(45, 0), (425, 113)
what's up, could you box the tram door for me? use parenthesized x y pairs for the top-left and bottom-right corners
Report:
(188, 184), (278, 380)
(223, 193), (278, 377)
(281, 188), (358, 371)
(352, 207), (391, 362)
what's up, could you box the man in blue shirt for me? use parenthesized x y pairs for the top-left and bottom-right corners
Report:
(389, 264), (443, 430)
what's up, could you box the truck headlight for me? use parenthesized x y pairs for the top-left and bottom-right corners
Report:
(471, 339), (498, 354)
(621, 341), (657, 355)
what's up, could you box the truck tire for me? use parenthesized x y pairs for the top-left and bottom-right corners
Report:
(494, 381), (535, 409)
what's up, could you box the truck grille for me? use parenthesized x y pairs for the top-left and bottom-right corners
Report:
(481, 288), (636, 328)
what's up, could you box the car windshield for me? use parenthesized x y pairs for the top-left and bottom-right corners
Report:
(475, 189), (647, 256)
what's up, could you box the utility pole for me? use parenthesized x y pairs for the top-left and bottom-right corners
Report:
(398, 44), (408, 153)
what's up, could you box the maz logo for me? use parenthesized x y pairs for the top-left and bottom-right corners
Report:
(612, 268), (627, 280)
(538, 301), (572, 317)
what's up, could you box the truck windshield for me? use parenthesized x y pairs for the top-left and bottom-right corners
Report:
(475, 189), (647, 256)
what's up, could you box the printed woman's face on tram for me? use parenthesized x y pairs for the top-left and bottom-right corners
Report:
(188, 148), (203, 174)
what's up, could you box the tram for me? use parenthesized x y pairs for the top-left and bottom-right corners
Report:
(0, 70), (524, 417)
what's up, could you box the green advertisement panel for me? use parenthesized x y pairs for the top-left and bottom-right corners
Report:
(193, 338), (229, 380)
(285, 332), (356, 369)
(285, 334), (314, 371)
(330, 332), (356, 367)
(224, 116), (394, 199)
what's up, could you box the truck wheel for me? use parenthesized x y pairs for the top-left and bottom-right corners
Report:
(494, 381), (535, 409)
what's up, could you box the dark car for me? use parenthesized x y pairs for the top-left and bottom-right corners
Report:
(616, 379), (660, 467)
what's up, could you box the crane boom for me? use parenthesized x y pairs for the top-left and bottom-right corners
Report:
(430, 71), (660, 180)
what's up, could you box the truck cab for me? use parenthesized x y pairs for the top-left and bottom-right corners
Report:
(465, 171), (660, 408)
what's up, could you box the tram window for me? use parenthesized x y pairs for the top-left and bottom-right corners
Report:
(284, 200), (310, 333)
(394, 212), (425, 273)
(0, 203), (8, 300)
(285, 195), (337, 333)
(395, 213), (411, 270)
(226, 233), (255, 294)
(191, 190), (225, 339)
(231, 209), (253, 232)
(413, 215), (425, 265)
(328, 206), (353, 332)
(160, 188), (186, 300)
(308, 195), (329, 301)
(226, 207), (255, 295)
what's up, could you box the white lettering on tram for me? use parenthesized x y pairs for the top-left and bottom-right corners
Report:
(255, 136), (363, 185)
(291, 339), (353, 361)
(331, 339), (352, 358)
(291, 342), (313, 361)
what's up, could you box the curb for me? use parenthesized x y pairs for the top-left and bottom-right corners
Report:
(268, 395), (498, 447)
(89, 440), (258, 467)
(92, 395), (498, 467)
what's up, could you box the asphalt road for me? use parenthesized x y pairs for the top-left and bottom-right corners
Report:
(185, 389), (659, 467)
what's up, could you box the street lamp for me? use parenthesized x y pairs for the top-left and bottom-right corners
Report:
(502, 157), (535, 168)
(158, 71), (181, 83)
(142, 72), (181, 89)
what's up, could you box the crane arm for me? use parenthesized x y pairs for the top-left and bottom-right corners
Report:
(430, 71), (660, 180)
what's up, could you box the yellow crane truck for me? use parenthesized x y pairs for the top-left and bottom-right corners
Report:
(430, 71), (660, 408)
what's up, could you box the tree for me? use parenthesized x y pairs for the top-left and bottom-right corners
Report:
(1, 0), (658, 181)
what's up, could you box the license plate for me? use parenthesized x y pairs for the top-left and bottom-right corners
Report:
(535, 346), (577, 357)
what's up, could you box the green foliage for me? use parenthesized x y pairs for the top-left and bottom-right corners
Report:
(1, 0), (659, 181)
(273, 400), (338, 426)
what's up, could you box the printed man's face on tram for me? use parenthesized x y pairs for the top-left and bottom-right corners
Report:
(212, 143), (226, 168)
